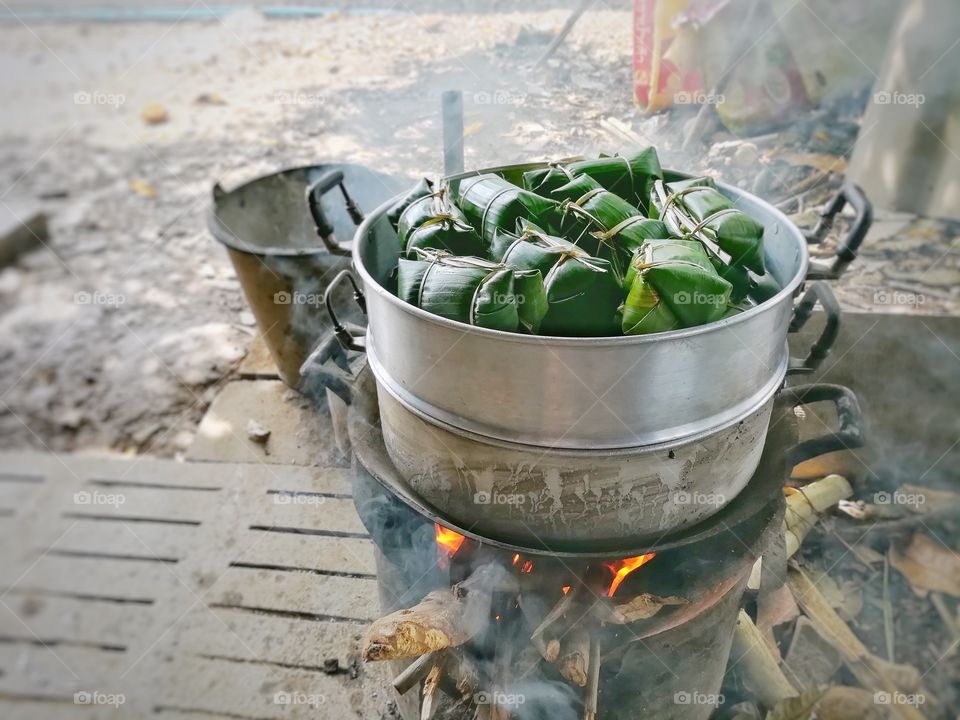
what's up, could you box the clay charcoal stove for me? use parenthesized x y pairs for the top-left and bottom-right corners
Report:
(297, 364), (867, 720)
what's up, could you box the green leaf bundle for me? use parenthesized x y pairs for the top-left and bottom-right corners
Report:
(455, 174), (561, 248)
(622, 239), (732, 335)
(386, 177), (434, 228)
(650, 177), (766, 275)
(522, 147), (663, 210)
(398, 249), (547, 333)
(490, 222), (623, 337)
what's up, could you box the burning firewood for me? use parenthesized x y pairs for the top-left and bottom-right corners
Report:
(363, 563), (511, 661)
(604, 592), (687, 624)
(518, 591), (561, 661)
(531, 583), (580, 640)
(557, 628), (590, 687)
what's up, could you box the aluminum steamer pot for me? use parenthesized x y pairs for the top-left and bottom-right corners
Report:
(325, 363), (864, 548)
(331, 164), (870, 450)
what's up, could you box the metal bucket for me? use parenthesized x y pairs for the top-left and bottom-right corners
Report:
(208, 163), (407, 387)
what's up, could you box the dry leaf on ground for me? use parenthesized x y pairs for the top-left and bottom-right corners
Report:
(889, 532), (960, 598)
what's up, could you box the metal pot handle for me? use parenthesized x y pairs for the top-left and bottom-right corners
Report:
(804, 180), (872, 281)
(787, 282), (840, 375)
(778, 383), (865, 468)
(306, 170), (366, 257)
(324, 269), (367, 353)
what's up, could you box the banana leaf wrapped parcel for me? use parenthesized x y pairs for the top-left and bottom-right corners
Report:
(386, 177), (434, 227)
(556, 175), (642, 278)
(622, 239), (732, 335)
(650, 177), (766, 275)
(455, 174), (561, 247)
(398, 249), (547, 334)
(522, 147), (663, 210)
(395, 191), (484, 259)
(490, 221), (623, 337)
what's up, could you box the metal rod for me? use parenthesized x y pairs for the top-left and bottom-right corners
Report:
(442, 90), (465, 176)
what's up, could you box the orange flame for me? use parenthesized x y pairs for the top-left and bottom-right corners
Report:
(605, 553), (656, 597)
(434, 523), (466, 557)
(512, 553), (521, 565)
(561, 585), (571, 595)
(521, 560), (534, 574)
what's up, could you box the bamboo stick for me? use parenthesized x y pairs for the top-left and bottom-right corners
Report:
(730, 610), (798, 708)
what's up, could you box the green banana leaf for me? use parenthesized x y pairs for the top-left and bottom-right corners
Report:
(622, 276), (679, 335)
(455, 174), (561, 248)
(557, 176), (642, 279)
(386, 177), (434, 228)
(397, 249), (547, 334)
(404, 213), (484, 259)
(650, 178), (766, 275)
(591, 215), (671, 270)
(396, 187), (465, 246)
(490, 222), (623, 337)
(622, 239), (732, 334)
(523, 147), (663, 210)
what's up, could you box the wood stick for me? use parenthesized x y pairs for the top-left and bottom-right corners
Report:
(363, 563), (506, 661)
(584, 635), (600, 720)
(421, 663), (443, 720)
(393, 651), (441, 695)
(532, 585), (579, 640)
(518, 592), (560, 661)
(729, 609), (798, 708)
(532, 0), (595, 68)
(787, 566), (926, 720)
(557, 628), (590, 687)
